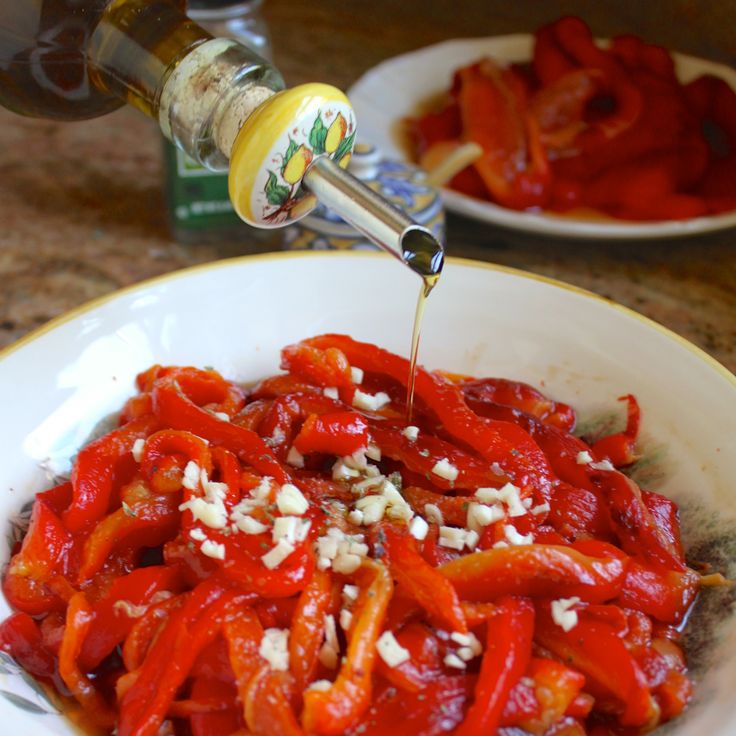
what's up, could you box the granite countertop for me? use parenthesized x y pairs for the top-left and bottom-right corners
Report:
(0, 0), (734, 373)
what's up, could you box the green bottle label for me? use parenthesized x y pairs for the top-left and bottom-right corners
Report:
(163, 141), (243, 231)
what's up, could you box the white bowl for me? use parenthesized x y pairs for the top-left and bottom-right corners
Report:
(348, 35), (736, 240)
(0, 252), (734, 733)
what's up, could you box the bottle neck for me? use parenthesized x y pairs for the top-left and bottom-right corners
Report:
(88, 0), (282, 168)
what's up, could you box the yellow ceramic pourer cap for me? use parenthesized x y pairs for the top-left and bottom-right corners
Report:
(228, 83), (356, 228)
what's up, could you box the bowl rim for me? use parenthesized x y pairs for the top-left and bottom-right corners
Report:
(1, 250), (734, 388)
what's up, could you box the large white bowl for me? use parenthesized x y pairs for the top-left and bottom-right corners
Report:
(348, 35), (736, 240)
(0, 252), (735, 733)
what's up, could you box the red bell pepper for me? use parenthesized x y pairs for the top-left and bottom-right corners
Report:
(616, 558), (699, 624)
(454, 596), (535, 735)
(281, 343), (354, 389)
(152, 368), (290, 484)
(189, 676), (243, 736)
(293, 411), (369, 457)
(242, 665), (305, 735)
(117, 580), (247, 736)
(379, 522), (467, 633)
(457, 59), (551, 209)
(78, 566), (186, 671)
(63, 415), (158, 532)
(288, 569), (334, 692)
(590, 394), (640, 466)
(139, 429), (213, 493)
(3, 498), (73, 615)
(535, 601), (658, 728)
(302, 560), (393, 735)
(0, 612), (57, 681)
(58, 592), (115, 727)
(299, 335), (554, 496)
(345, 676), (470, 735)
(440, 541), (627, 602)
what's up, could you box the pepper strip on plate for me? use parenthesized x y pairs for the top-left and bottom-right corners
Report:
(302, 560), (393, 735)
(298, 335), (554, 495)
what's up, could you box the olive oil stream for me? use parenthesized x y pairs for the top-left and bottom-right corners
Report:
(403, 232), (443, 422)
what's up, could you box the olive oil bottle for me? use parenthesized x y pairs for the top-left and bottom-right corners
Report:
(0, 0), (283, 168)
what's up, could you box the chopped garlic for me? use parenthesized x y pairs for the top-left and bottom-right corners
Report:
(530, 502), (551, 516)
(424, 503), (443, 525)
(319, 615), (340, 669)
(200, 539), (225, 560)
(409, 516), (429, 541)
(286, 446), (305, 468)
(376, 631), (410, 668)
(307, 679), (332, 692)
(339, 608), (353, 631)
(503, 525), (534, 546)
(432, 458), (459, 482)
(467, 502), (505, 533)
(261, 539), (295, 569)
(576, 450), (593, 465)
(234, 515), (269, 535)
(551, 596), (581, 632)
(132, 438), (145, 463)
(189, 527), (207, 542)
(352, 389), (391, 412)
(259, 628), (289, 671)
(179, 496), (228, 530)
(438, 526), (467, 551)
(213, 411), (230, 421)
(443, 653), (467, 670)
(323, 386), (339, 400)
(182, 461), (201, 490)
(276, 483), (309, 516)
(401, 425), (420, 441)
(332, 552), (362, 574)
(350, 366), (364, 384)
(365, 444), (382, 462)
(590, 459), (615, 471)
(355, 494), (388, 525)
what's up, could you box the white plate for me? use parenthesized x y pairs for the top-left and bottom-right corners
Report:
(348, 35), (736, 239)
(0, 252), (735, 732)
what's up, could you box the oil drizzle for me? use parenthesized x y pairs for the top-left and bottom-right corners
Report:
(407, 273), (439, 421)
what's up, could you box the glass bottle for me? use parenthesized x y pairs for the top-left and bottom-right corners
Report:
(0, 0), (444, 281)
(0, 0), (283, 170)
(162, 0), (273, 243)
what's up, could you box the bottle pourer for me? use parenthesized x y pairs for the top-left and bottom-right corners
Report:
(227, 84), (444, 288)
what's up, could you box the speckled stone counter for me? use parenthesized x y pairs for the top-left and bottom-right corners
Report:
(0, 0), (734, 373)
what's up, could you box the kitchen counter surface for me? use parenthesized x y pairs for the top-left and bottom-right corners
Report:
(0, 0), (734, 373)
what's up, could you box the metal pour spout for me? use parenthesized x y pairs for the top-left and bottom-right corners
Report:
(303, 156), (444, 288)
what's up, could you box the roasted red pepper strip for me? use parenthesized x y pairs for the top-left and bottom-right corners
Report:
(152, 368), (289, 484)
(519, 657), (586, 733)
(300, 335), (553, 494)
(78, 566), (185, 671)
(440, 542), (627, 602)
(244, 666), (305, 736)
(59, 592), (115, 727)
(63, 415), (158, 532)
(222, 605), (264, 708)
(3, 498), (73, 615)
(373, 621), (445, 693)
(281, 343), (353, 389)
(0, 612), (57, 681)
(458, 59), (550, 210)
(302, 561), (393, 735)
(616, 558), (699, 624)
(77, 480), (181, 581)
(117, 581), (246, 736)
(189, 677), (243, 736)
(455, 596), (535, 736)
(379, 522), (467, 633)
(592, 468), (684, 571)
(293, 411), (369, 457)
(289, 569), (334, 692)
(140, 429), (213, 493)
(535, 601), (658, 727)
(591, 394), (641, 466)
(345, 676), (470, 735)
